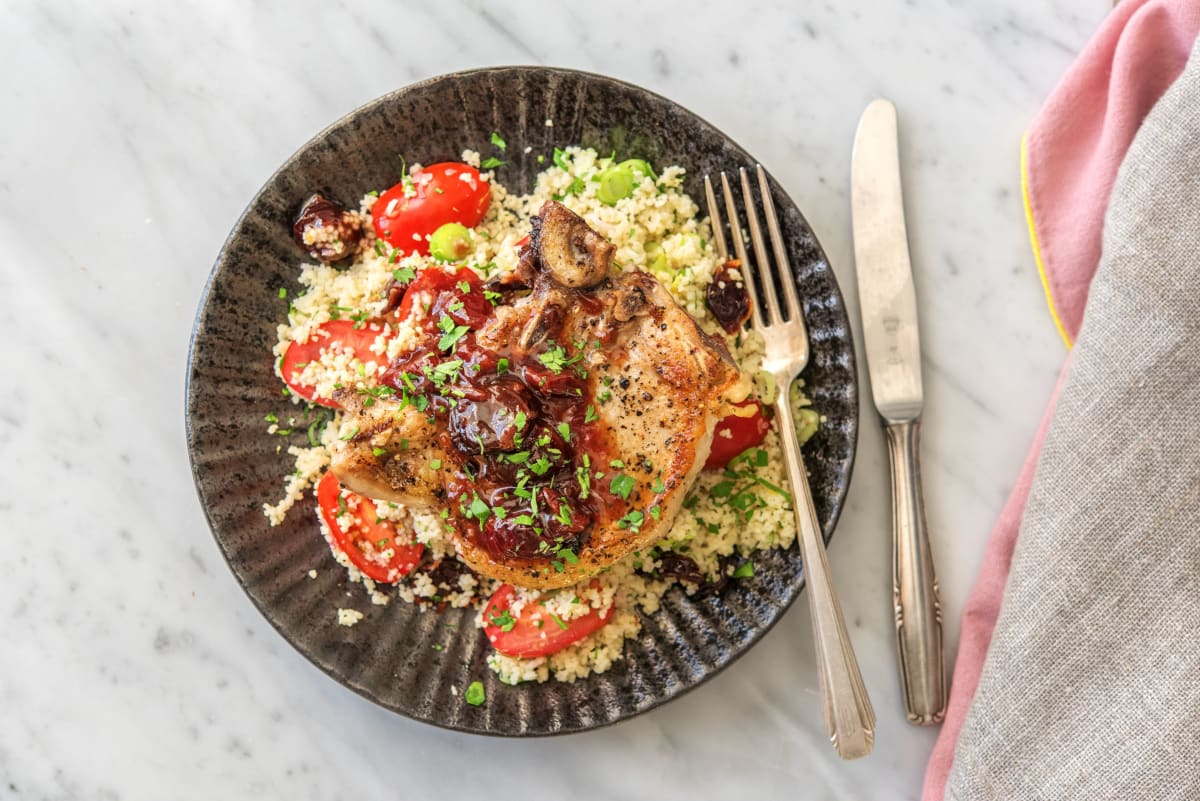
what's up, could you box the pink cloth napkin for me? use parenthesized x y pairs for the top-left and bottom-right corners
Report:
(921, 1), (1200, 798)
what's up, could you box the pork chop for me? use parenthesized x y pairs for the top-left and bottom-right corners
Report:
(331, 201), (751, 589)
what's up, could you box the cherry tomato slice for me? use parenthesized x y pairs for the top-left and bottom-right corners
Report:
(395, 266), (489, 329)
(372, 162), (491, 257)
(482, 582), (613, 658)
(705, 399), (771, 469)
(316, 471), (424, 583)
(279, 320), (389, 408)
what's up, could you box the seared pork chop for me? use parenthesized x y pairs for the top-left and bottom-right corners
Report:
(332, 202), (751, 589)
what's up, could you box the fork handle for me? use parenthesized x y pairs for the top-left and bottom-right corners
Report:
(775, 395), (876, 759)
(883, 418), (946, 725)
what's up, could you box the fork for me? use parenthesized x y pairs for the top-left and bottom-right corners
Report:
(705, 166), (876, 760)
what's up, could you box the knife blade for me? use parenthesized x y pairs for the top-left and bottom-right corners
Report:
(851, 98), (924, 422)
(851, 98), (946, 725)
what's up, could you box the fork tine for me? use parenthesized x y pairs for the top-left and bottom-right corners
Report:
(739, 167), (782, 325)
(720, 172), (765, 331)
(703, 175), (729, 262)
(757, 164), (803, 324)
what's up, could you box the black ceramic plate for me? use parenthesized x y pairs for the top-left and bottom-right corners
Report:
(186, 67), (857, 736)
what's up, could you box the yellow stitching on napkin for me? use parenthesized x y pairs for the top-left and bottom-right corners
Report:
(1021, 131), (1073, 349)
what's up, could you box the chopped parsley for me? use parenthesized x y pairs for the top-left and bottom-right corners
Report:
(553, 147), (570, 171)
(609, 473), (635, 500)
(465, 494), (491, 524)
(576, 465), (591, 500)
(372, 447), (387, 457)
(424, 358), (463, 387)
(464, 680), (486, 706)
(497, 357), (510, 374)
(481, 156), (506, 169)
(537, 344), (579, 374)
(617, 510), (645, 532)
(490, 132), (507, 151)
(392, 266), (416, 283)
(436, 314), (470, 352)
(556, 422), (571, 441)
(651, 477), (666, 494)
(548, 613), (569, 631)
(488, 609), (516, 632)
(584, 405), (599, 423)
(429, 458), (442, 470)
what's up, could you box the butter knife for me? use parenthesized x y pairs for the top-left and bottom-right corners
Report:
(850, 98), (946, 725)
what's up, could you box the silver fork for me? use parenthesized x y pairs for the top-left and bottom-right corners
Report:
(705, 166), (876, 760)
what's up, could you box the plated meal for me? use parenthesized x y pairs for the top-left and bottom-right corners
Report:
(187, 65), (856, 733)
(263, 144), (822, 685)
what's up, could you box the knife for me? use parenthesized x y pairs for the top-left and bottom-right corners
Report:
(850, 98), (946, 725)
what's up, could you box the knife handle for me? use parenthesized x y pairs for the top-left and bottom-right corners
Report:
(883, 418), (946, 725)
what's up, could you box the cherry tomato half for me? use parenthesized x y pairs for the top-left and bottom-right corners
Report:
(705, 399), (771, 469)
(316, 471), (424, 583)
(280, 320), (389, 408)
(372, 162), (491, 256)
(395, 266), (489, 329)
(482, 582), (613, 658)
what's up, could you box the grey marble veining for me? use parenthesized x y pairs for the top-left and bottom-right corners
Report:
(0, 0), (1101, 798)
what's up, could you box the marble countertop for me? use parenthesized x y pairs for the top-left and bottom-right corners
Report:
(1, 1), (1102, 798)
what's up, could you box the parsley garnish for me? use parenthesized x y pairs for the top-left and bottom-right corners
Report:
(481, 156), (506, 169)
(436, 314), (470, 352)
(548, 613), (569, 631)
(617, 510), (645, 532)
(732, 561), (754, 579)
(651, 477), (665, 494)
(584, 405), (599, 423)
(465, 681), (486, 706)
(490, 132), (507, 151)
(423, 358), (463, 387)
(465, 494), (490, 524)
(392, 266), (415, 283)
(537, 345), (574, 373)
(488, 609), (516, 632)
(556, 422), (571, 442)
(609, 474), (635, 500)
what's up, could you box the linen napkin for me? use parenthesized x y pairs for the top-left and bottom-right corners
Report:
(919, 1), (1200, 798)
